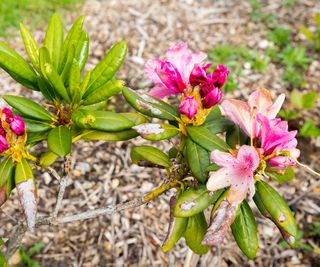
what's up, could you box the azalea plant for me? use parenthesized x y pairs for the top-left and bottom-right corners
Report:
(0, 14), (318, 264)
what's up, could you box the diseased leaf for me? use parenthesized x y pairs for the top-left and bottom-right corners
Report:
(72, 110), (134, 132)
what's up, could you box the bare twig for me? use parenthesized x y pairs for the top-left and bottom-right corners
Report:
(4, 179), (185, 261)
(51, 156), (73, 217)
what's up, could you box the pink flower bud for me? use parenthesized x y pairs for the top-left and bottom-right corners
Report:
(10, 115), (25, 136)
(2, 107), (13, 123)
(202, 87), (222, 109)
(0, 135), (9, 153)
(178, 96), (199, 119)
(0, 126), (6, 137)
(211, 65), (229, 88)
(189, 63), (212, 87)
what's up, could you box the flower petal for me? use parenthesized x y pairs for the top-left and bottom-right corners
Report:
(221, 99), (252, 136)
(211, 150), (238, 168)
(267, 93), (285, 119)
(207, 168), (233, 192)
(148, 84), (176, 98)
(144, 58), (163, 84)
(236, 145), (260, 172)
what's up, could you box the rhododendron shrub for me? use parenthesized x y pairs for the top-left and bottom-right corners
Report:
(0, 14), (315, 263)
(124, 43), (304, 259)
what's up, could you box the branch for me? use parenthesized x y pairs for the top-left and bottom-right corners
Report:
(4, 179), (185, 260)
(51, 155), (73, 217)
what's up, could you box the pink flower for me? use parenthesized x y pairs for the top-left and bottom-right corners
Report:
(144, 42), (206, 98)
(211, 65), (229, 88)
(257, 114), (300, 168)
(189, 63), (212, 87)
(2, 107), (13, 123)
(10, 115), (25, 136)
(0, 135), (9, 153)
(221, 89), (285, 137)
(178, 96), (199, 119)
(207, 145), (260, 204)
(202, 86), (222, 109)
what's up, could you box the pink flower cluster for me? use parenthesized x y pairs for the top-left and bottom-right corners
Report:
(0, 107), (25, 153)
(207, 89), (300, 204)
(144, 43), (229, 119)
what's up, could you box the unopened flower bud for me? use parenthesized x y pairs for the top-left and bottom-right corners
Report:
(178, 96), (198, 119)
(10, 115), (25, 136)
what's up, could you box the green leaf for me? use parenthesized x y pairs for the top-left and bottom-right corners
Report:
(59, 16), (85, 72)
(300, 120), (320, 137)
(75, 30), (89, 71)
(299, 25), (314, 40)
(0, 41), (38, 90)
(39, 151), (59, 167)
(203, 118), (234, 134)
(69, 59), (81, 103)
(15, 158), (34, 184)
(72, 110), (134, 132)
(44, 13), (64, 69)
(266, 167), (295, 184)
(226, 125), (248, 148)
(80, 129), (138, 141)
(174, 187), (224, 217)
(27, 132), (49, 146)
(162, 217), (188, 252)
(184, 212), (209, 255)
(3, 95), (52, 121)
(79, 71), (91, 98)
(0, 251), (9, 267)
(37, 77), (56, 101)
(133, 123), (180, 141)
(0, 157), (15, 188)
(24, 118), (52, 133)
(231, 201), (258, 259)
(20, 23), (39, 71)
(254, 180), (298, 247)
(130, 145), (170, 168)
(187, 126), (229, 152)
(291, 90), (318, 109)
(204, 105), (221, 121)
(82, 80), (125, 106)
(85, 40), (128, 95)
(47, 126), (72, 157)
(186, 138), (210, 183)
(123, 87), (179, 121)
(119, 112), (150, 125)
(60, 44), (75, 85)
(44, 62), (71, 103)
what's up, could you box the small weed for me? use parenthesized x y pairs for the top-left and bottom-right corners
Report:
(300, 14), (320, 52)
(19, 242), (44, 267)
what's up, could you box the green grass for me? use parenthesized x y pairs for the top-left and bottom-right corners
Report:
(0, 0), (82, 37)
